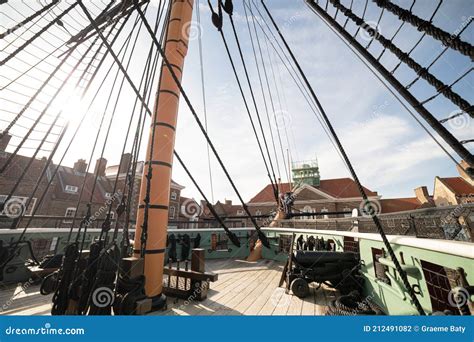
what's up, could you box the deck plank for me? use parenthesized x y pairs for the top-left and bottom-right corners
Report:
(1, 259), (332, 316)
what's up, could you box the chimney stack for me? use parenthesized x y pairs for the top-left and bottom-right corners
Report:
(73, 159), (87, 174)
(0, 133), (11, 152)
(119, 153), (132, 174)
(456, 160), (474, 186)
(225, 199), (232, 206)
(414, 186), (431, 204)
(94, 157), (107, 177)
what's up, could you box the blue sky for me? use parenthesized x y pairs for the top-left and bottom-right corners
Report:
(1, 0), (472, 204)
(173, 0), (473, 202)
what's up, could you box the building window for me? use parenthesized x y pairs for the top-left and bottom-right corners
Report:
(65, 185), (78, 193)
(303, 205), (313, 220)
(64, 207), (76, 223)
(170, 192), (177, 200)
(321, 207), (328, 219)
(343, 206), (351, 218)
(169, 206), (176, 219)
(237, 210), (244, 216)
(255, 210), (262, 216)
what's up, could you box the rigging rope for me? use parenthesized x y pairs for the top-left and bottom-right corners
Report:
(0, 1), (79, 67)
(0, 0), (59, 39)
(134, 3), (271, 248)
(305, 0), (471, 175)
(261, 0), (425, 315)
(223, 0), (280, 201)
(246, 0), (349, 176)
(328, 0), (473, 118)
(242, 2), (283, 182)
(174, 151), (241, 247)
(208, 0), (278, 203)
(372, 0), (473, 60)
(196, 0), (215, 203)
(5, 44), (121, 266)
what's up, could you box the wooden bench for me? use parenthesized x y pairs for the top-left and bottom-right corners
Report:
(163, 248), (218, 301)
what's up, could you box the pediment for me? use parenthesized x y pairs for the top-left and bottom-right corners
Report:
(293, 184), (334, 201)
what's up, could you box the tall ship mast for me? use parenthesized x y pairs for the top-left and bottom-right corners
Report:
(0, 0), (472, 318)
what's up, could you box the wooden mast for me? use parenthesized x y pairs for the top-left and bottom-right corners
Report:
(134, 0), (194, 308)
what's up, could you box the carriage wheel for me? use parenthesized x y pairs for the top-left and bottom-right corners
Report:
(290, 278), (310, 298)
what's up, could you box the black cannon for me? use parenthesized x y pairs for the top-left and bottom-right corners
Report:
(280, 235), (363, 298)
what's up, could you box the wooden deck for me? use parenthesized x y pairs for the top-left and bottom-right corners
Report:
(0, 259), (335, 316)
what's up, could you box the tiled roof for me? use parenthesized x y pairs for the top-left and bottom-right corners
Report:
(439, 177), (474, 196)
(54, 165), (114, 203)
(248, 178), (378, 203)
(379, 197), (423, 213)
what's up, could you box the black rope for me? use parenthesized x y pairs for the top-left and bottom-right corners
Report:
(377, 0), (416, 61)
(224, 0), (280, 201)
(328, 0), (473, 117)
(373, 0), (474, 60)
(261, 0), (425, 315)
(0, 45), (78, 150)
(405, 23), (472, 91)
(0, 0), (59, 39)
(112, 1), (168, 244)
(74, 5), (150, 252)
(134, 3), (271, 248)
(246, 0), (348, 174)
(391, 0), (443, 74)
(208, 0), (278, 203)
(0, 37), (106, 213)
(0, 1), (79, 66)
(120, 9), (166, 254)
(305, 0), (470, 173)
(242, 1), (284, 183)
(0, 15), (130, 267)
(196, 0), (215, 203)
(174, 151), (241, 247)
(440, 111), (466, 124)
(262, 36), (292, 183)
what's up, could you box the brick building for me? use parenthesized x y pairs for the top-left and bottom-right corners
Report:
(380, 161), (473, 213)
(246, 160), (380, 220)
(0, 133), (189, 229)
